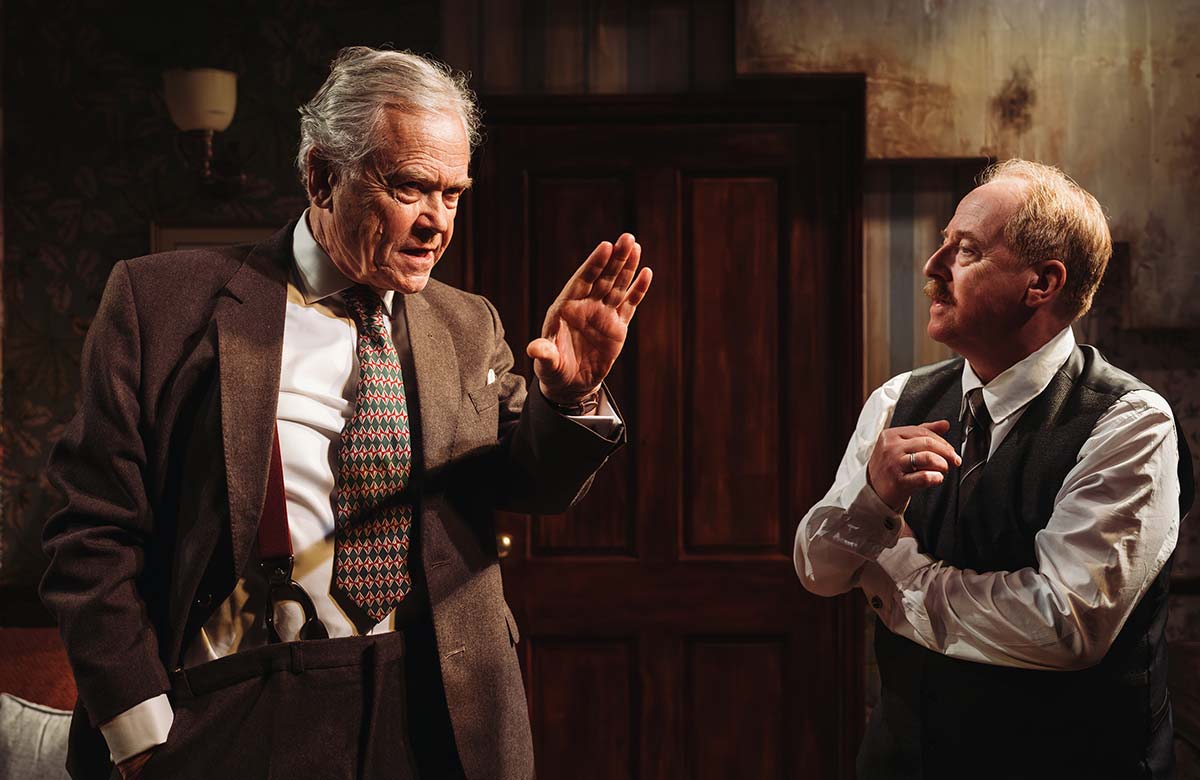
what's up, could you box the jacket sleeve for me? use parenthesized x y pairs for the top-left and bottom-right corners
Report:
(485, 296), (625, 515)
(40, 260), (171, 727)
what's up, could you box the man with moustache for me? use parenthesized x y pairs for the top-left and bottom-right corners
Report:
(41, 47), (650, 780)
(795, 159), (1192, 778)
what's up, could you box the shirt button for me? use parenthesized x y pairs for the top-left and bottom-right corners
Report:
(883, 517), (896, 531)
(870, 596), (883, 610)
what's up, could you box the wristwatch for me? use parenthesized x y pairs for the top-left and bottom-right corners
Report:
(546, 388), (601, 416)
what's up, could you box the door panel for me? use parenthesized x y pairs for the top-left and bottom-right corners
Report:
(472, 85), (865, 779)
(687, 638), (786, 779)
(533, 637), (638, 779)
(684, 176), (781, 552)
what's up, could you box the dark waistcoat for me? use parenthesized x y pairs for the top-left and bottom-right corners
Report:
(858, 345), (1194, 780)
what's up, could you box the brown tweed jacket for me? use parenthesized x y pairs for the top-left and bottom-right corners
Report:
(40, 222), (622, 779)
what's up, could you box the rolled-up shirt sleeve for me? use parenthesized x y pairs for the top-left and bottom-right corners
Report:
(793, 372), (911, 597)
(864, 390), (1180, 670)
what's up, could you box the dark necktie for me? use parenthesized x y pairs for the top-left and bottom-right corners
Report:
(958, 386), (991, 512)
(333, 285), (413, 624)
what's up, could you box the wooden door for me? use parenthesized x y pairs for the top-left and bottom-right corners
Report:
(471, 82), (865, 779)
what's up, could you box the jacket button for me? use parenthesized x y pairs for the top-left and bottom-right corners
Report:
(194, 592), (213, 608)
(883, 517), (896, 531)
(870, 596), (883, 610)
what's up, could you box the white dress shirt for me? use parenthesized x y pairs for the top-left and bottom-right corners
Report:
(794, 326), (1181, 671)
(100, 213), (622, 763)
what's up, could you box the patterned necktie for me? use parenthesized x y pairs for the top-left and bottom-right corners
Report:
(333, 285), (413, 623)
(958, 387), (992, 512)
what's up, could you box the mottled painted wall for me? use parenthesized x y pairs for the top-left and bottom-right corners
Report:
(0, 1), (439, 584)
(738, 0), (1200, 329)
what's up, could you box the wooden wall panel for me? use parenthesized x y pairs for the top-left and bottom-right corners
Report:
(529, 176), (637, 555)
(440, 0), (480, 79)
(440, 0), (735, 95)
(690, 0), (735, 90)
(589, 0), (630, 93)
(544, 0), (587, 93)
(683, 177), (780, 553)
(686, 638), (786, 779)
(482, 0), (524, 92)
(629, 0), (690, 92)
(533, 638), (638, 779)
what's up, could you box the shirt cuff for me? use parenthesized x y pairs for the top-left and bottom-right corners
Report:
(567, 387), (622, 439)
(835, 467), (906, 559)
(100, 694), (174, 764)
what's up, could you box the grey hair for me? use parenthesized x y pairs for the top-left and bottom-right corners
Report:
(296, 46), (481, 185)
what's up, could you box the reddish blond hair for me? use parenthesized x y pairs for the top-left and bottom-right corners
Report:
(981, 159), (1112, 320)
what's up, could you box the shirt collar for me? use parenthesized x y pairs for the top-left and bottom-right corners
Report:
(959, 326), (1076, 424)
(292, 209), (395, 314)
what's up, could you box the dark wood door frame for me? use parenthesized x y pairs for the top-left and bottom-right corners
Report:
(468, 77), (867, 778)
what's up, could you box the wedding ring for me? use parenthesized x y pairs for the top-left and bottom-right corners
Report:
(908, 452), (917, 473)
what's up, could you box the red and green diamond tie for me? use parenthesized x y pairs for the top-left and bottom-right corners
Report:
(333, 285), (413, 623)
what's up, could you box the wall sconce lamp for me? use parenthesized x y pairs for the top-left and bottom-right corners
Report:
(163, 68), (245, 195)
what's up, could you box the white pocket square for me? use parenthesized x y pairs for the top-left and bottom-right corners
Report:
(487, 369), (496, 385)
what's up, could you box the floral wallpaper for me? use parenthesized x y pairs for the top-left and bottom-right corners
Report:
(0, 0), (439, 583)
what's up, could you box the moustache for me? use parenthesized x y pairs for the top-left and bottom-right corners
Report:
(923, 279), (955, 305)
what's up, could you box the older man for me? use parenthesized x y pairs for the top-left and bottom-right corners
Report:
(796, 159), (1192, 778)
(42, 47), (650, 780)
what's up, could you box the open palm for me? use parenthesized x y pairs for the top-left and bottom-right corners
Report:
(527, 233), (652, 404)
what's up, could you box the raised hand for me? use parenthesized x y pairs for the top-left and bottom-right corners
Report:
(527, 233), (652, 405)
(866, 419), (962, 512)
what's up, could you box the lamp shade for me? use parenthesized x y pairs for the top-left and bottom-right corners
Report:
(163, 68), (237, 132)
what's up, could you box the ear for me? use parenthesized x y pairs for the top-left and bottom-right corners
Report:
(1026, 259), (1067, 309)
(306, 149), (337, 210)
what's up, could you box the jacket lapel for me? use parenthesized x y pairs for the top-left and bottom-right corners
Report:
(404, 290), (461, 474)
(215, 223), (294, 576)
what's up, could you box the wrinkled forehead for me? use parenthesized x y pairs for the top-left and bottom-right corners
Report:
(370, 107), (472, 169)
